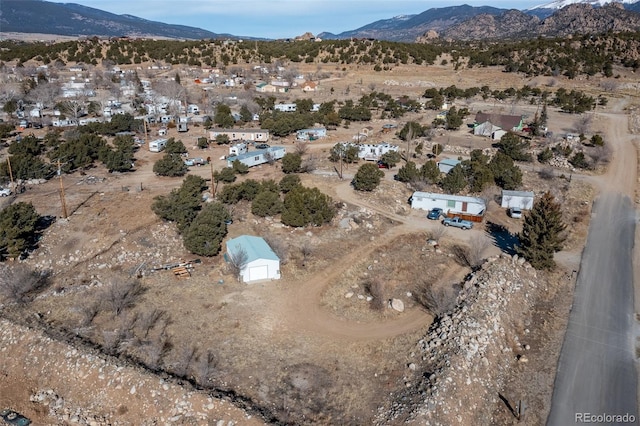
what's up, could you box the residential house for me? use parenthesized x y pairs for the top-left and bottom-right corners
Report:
(352, 143), (399, 161)
(474, 112), (525, 134)
(274, 103), (297, 112)
(226, 146), (286, 168)
(225, 235), (281, 283)
(255, 83), (277, 93)
(301, 81), (318, 92)
(209, 129), (270, 142)
(296, 127), (327, 141)
(410, 191), (486, 216)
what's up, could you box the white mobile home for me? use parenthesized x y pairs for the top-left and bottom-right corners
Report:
(226, 235), (281, 283)
(500, 190), (534, 210)
(229, 143), (248, 156)
(149, 138), (168, 152)
(274, 103), (297, 112)
(296, 127), (327, 141)
(410, 191), (486, 216)
(354, 143), (399, 161)
(209, 129), (270, 142)
(226, 146), (285, 168)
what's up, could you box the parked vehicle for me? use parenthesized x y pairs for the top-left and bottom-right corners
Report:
(377, 160), (389, 169)
(508, 207), (523, 219)
(0, 188), (12, 197)
(0, 409), (31, 425)
(442, 216), (473, 230)
(255, 143), (270, 150)
(184, 157), (207, 167)
(427, 208), (443, 220)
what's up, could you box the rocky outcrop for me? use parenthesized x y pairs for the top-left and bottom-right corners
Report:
(378, 255), (538, 425)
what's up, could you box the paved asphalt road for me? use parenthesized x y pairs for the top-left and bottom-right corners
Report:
(547, 193), (638, 425)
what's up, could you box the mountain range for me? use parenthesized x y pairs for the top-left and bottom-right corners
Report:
(1, 0), (640, 42)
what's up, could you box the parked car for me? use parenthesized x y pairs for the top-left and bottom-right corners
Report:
(0, 188), (12, 197)
(442, 216), (473, 230)
(255, 143), (270, 149)
(0, 409), (31, 426)
(377, 160), (389, 169)
(508, 207), (523, 219)
(427, 208), (443, 220)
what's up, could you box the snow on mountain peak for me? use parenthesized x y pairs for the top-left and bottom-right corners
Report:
(530, 0), (637, 10)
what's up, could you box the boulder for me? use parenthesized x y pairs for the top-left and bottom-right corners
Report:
(390, 298), (405, 312)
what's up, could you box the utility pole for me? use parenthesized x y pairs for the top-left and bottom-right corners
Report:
(210, 160), (217, 198)
(57, 160), (68, 219)
(143, 119), (149, 151)
(6, 155), (14, 192)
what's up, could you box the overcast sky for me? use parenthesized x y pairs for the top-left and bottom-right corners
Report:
(66, 1), (546, 39)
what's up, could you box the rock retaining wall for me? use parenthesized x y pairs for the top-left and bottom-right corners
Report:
(379, 254), (538, 425)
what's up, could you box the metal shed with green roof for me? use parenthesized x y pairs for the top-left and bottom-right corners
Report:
(225, 235), (281, 283)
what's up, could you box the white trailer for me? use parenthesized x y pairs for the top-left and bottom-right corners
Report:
(410, 191), (486, 216)
(227, 146), (286, 168)
(149, 138), (168, 152)
(229, 143), (248, 156)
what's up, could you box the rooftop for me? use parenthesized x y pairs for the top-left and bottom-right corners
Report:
(226, 235), (279, 263)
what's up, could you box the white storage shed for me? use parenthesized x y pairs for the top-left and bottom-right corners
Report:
(500, 190), (534, 210)
(226, 235), (281, 283)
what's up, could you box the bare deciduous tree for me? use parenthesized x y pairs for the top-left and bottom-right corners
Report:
(451, 235), (490, 269)
(227, 247), (248, 279)
(102, 277), (146, 316)
(295, 142), (309, 156)
(426, 227), (447, 243)
(300, 241), (313, 267)
(413, 281), (458, 317)
(0, 264), (49, 305)
(365, 278), (387, 311)
(264, 236), (289, 265)
(575, 114), (593, 135)
(193, 349), (218, 386)
(171, 344), (198, 378)
(137, 308), (170, 339)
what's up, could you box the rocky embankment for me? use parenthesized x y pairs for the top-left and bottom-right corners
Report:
(378, 254), (539, 425)
(0, 318), (264, 425)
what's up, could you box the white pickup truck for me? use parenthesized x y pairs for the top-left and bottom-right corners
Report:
(442, 216), (473, 230)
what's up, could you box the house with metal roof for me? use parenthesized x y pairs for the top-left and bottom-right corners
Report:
(474, 112), (525, 133)
(437, 158), (461, 174)
(226, 146), (286, 168)
(226, 235), (281, 283)
(410, 191), (486, 216)
(209, 128), (270, 142)
(500, 190), (534, 210)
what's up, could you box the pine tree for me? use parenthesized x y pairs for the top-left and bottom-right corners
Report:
(517, 192), (566, 270)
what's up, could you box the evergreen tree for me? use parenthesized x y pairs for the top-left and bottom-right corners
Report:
(497, 132), (532, 162)
(214, 104), (235, 128)
(153, 154), (188, 177)
(213, 167), (237, 183)
(352, 163), (384, 191)
(251, 191), (283, 217)
(182, 202), (230, 256)
(517, 192), (566, 270)
(445, 106), (463, 130)
(440, 164), (466, 194)
(281, 153), (302, 173)
(396, 161), (420, 183)
(279, 174), (301, 193)
(421, 160), (441, 184)
(164, 138), (187, 155)
(280, 186), (334, 227)
(0, 202), (41, 260)
(379, 151), (401, 168)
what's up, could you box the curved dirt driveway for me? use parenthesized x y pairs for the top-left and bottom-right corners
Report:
(278, 178), (469, 341)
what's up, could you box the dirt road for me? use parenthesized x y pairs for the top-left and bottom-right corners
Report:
(547, 105), (640, 424)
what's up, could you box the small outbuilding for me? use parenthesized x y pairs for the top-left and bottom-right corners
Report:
(437, 158), (461, 174)
(226, 235), (281, 283)
(500, 190), (534, 210)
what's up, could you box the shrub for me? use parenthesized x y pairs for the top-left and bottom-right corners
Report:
(153, 154), (188, 177)
(282, 153), (302, 173)
(251, 191), (283, 217)
(352, 163), (384, 191)
(279, 174), (302, 193)
(182, 202), (230, 256)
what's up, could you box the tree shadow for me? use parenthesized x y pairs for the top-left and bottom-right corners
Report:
(485, 221), (519, 256)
